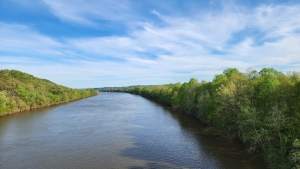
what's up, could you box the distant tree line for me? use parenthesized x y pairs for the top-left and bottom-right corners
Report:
(0, 70), (99, 116)
(114, 68), (300, 169)
(95, 85), (157, 92)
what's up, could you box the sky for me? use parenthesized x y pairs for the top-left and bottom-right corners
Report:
(1, 0), (300, 88)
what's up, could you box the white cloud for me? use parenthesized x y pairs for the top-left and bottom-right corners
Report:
(66, 36), (141, 59)
(253, 4), (300, 39)
(1, 2), (300, 87)
(0, 22), (63, 56)
(43, 0), (132, 26)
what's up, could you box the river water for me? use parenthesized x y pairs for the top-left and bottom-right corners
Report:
(0, 92), (266, 169)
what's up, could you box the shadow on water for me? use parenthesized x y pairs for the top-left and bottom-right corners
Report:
(120, 96), (267, 169)
(0, 93), (266, 169)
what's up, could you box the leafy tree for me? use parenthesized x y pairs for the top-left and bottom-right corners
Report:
(107, 67), (300, 169)
(0, 91), (8, 113)
(223, 68), (240, 78)
(290, 139), (300, 169)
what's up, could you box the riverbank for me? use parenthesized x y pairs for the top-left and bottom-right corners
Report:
(138, 95), (223, 136)
(0, 92), (267, 169)
(110, 67), (300, 169)
(0, 70), (99, 116)
(0, 94), (98, 117)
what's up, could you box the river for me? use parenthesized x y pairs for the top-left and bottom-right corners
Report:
(0, 92), (266, 169)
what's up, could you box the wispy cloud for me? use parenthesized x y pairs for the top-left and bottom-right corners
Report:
(0, 22), (63, 57)
(1, 1), (300, 87)
(43, 0), (133, 26)
(249, 4), (300, 44)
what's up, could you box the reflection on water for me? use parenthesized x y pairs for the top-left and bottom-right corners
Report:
(0, 92), (266, 169)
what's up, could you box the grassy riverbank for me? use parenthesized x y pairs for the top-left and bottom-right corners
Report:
(0, 70), (99, 116)
(113, 68), (300, 169)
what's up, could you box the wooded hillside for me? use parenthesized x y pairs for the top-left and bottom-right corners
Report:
(0, 70), (99, 115)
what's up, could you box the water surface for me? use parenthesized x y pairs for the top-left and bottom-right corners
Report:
(0, 92), (266, 169)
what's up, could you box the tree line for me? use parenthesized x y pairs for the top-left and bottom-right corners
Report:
(113, 67), (300, 169)
(0, 70), (99, 116)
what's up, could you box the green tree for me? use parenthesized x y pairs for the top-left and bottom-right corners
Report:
(290, 139), (300, 169)
(0, 91), (8, 114)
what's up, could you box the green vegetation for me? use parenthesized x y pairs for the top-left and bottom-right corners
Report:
(114, 68), (300, 169)
(95, 85), (157, 92)
(0, 70), (99, 116)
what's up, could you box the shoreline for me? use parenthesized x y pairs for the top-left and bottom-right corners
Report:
(0, 94), (99, 117)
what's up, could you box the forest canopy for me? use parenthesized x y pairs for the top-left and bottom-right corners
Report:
(114, 67), (300, 169)
(0, 69), (99, 116)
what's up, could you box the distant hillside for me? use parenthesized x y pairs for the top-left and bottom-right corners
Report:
(95, 85), (162, 92)
(0, 70), (99, 115)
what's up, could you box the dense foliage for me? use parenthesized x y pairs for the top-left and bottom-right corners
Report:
(115, 68), (300, 169)
(0, 70), (99, 115)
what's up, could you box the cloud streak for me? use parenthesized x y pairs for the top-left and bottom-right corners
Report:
(0, 22), (64, 57)
(43, 0), (133, 26)
(1, 1), (300, 87)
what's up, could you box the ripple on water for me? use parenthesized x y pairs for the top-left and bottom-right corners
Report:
(0, 93), (266, 169)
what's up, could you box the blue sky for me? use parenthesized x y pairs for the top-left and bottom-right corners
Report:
(1, 0), (300, 88)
